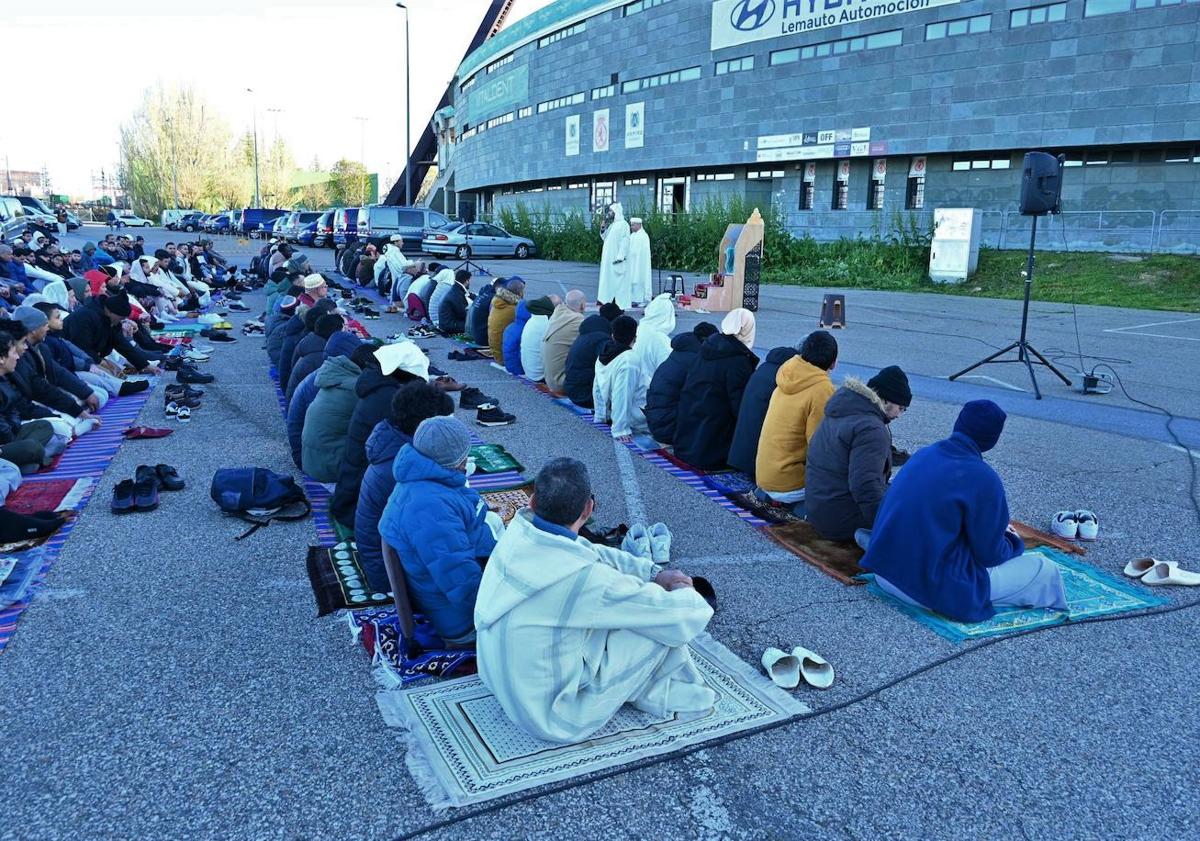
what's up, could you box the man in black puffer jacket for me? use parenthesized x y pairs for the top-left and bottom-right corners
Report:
(467, 280), (498, 347)
(563, 314), (614, 408)
(727, 344), (801, 478)
(437, 270), (472, 336)
(805, 366), (911, 541)
(645, 322), (717, 445)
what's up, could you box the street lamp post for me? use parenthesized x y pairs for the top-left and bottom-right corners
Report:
(246, 87), (260, 207)
(164, 115), (180, 209)
(354, 116), (368, 205)
(396, 2), (411, 206)
(266, 108), (285, 205)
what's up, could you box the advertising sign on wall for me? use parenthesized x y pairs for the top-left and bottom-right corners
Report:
(711, 0), (961, 50)
(565, 115), (580, 157)
(593, 109), (610, 153)
(465, 65), (529, 126)
(625, 102), (645, 149)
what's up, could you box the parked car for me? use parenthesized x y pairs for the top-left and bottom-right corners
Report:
(422, 222), (536, 259)
(357, 204), (453, 251)
(294, 212), (323, 246)
(240, 207), (289, 237)
(161, 208), (200, 228)
(312, 209), (338, 248)
(260, 215), (287, 237)
(175, 212), (207, 232)
(274, 211), (299, 240)
(332, 207), (359, 247)
(107, 210), (154, 227)
(209, 213), (233, 234)
(0, 196), (29, 242)
(63, 211), (81, 230)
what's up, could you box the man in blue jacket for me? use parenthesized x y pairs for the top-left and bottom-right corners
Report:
(862, 400), (1066, 623)
(378, 415), (498, 646)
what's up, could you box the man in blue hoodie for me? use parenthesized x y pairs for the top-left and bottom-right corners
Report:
(862, 400), (1066, 623)
(378, 415), (498, 646)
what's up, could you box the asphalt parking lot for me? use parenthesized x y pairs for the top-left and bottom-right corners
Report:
(1, 226), (1197, 840)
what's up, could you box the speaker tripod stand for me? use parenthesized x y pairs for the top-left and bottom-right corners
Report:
(948, 214), (1072, 400)
(455, 227), (491, 277)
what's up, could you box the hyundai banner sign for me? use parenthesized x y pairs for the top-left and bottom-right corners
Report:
(711, 0), (961, 50)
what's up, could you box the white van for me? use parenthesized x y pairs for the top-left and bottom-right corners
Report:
(162, 208), (199, 228)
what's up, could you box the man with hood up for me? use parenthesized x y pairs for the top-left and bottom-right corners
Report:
(564, 302), (622, 408)
(602, 293), (675, 439)
(597, 202), (631, 308)
(488, 277), (525, 364)
(592, 315), (638, 428)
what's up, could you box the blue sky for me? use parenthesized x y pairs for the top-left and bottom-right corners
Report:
(4, 0), (552, 196)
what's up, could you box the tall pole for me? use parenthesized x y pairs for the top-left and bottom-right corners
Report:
(165, 116), (180, 209)
(354, 116), (368, 205)
(397, 3), (412, 206)
(246, 87), (260, 207)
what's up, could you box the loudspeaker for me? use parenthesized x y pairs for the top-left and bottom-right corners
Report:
(1019, 152), (1065, 216)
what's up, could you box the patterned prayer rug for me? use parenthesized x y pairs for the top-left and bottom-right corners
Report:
(700, 470), (757, 496)
(726, 492), (806, 526)
(479, 482), (535, 526)
(348, 608), (477, 691)
(305, 542), (395, 615)
(4, 478), (91, 515)
(470, 444), (524, 475)
(864, 547), (1167, 643)
(764, 521), (866, 586)
(377, 633), (809, 809)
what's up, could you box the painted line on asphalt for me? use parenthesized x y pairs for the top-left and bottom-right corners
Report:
(1165, 443), (1200, 461)
(686, 552), (795, 567)
(1104, 316), (1200, 342)
(950, 374), (1028, 392)
(612, 438), (648, 525)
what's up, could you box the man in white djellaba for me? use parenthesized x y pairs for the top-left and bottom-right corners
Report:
(597, 202), (631, 308)
(627, 217), (652, 308)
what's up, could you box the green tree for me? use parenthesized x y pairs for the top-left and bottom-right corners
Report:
(328, 159), (370, 206)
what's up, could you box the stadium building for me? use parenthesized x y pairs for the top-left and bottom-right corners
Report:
(425, 0), (1200, 252)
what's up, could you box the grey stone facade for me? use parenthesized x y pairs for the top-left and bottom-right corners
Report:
(449, 0), (1200, 251)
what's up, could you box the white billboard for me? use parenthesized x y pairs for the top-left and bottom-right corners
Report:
(565, 115), (580, 157)
(711, 0), (961, 51)
(625, 102), (645, 149)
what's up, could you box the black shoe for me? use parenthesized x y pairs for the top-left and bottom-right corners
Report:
(135, 464), (162, 489)
(163, 356), (185, 371)
(112, 479), (137, 514)
(361, 307), (380, 319)
(165, 384), (204, 400)
(459, 386), (497, 411)
(228, 301), (251, 312)
(891, 445), (911, 467)
(207, 332), (237, 343)
(118, 379), (151, 396)
(132, 477), (159, 511)
(155, 464), (185, 491)
(476, 406), (516, 427)
(223, 290), (243, 300)
(177, 367), (215, 384)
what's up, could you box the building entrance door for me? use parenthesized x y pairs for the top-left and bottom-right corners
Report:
(658, 177), (689, 213)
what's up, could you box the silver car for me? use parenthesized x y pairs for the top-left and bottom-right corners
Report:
(422, 222), (536, 260)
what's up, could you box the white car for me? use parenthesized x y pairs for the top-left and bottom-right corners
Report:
(111, 211), (154, 228)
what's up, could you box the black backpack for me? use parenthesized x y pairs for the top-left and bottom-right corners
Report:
(210, 467), (311, 540)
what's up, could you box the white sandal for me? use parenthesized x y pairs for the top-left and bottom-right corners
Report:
(1123, 557), (1157, 578)
(1140, 561), (1200, 587)
(761, 647), (800, 689)
(791, 646), (835, 690)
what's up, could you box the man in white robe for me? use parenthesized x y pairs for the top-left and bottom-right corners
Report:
(596, 202), (631, 309)
(476, 458), (714, 744)
(606, 293), (675, 440)
(627, 217), (652, 307)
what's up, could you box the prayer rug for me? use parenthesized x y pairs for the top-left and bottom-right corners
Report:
(764, 521), (866, 586)
(467, 470), (528, 491)
(701, 470), (757, 497)
(469, 444), (524, 475)
(332, 514), (355, 545)
(5, 478), (91, 515)
(24, 390), (154, 481)
(655, 449), (717, 475)
(864, 547), (1167, 643)
(305, 542), (394, 615)
(348, 608), (477, 691)
(726, 491), (806, 526)
(377, 632), (809, 809)
(637, 450), (769, 528)
(480, 482), (535, 526)
(302, 479), (339, 548)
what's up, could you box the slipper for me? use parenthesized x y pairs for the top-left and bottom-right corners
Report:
(648, 522), (672, 564)
(761, 647), (801, 689)
(1123, 557), (1157, 578)
(1139, 560), (1200, 587)
(791, 645), (835, 689)
(123, 426), (174, 439)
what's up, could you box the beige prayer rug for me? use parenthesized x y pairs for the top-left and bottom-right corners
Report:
(376, 633), (808, 809)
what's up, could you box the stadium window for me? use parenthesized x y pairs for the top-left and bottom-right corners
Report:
(538, 21), (586, 48)
(536, 91), (585, 114)
(992, 157), (1011, 169)
(747, 170), (784, 180)
(1165, 146), (1192, 163)
(1109, 149), (1135, 164)
(592, 181), (615, 212)
(624, 177), (648, 185)
(460, 74), (478, 93)
(1083, 0), (1127, 14)
(1085, 150), (1109, 166)
(624, 0), (671, 15)
(906, 175), (925, 209)
(952, 157), (1011, 170)
(1010, 2), (1067, 27)
(715, 56), (755, 75)
(592, 83), (616, 100)
(567, 182), (589, 190)
(485, 112), (514, 130)
(461, 127), (477, 140)
(547, 184), (563, 190)
(777, 29), (903, 64)
(770, 48), (800, 66)
(486, 53), (515, 73)
(832, 173), (849, 211)
(868, 162), (886, 210)
(622, 66), (702, 94)
(696, 172), (735, 181)
(799, 181), (815, 210)
(926, 14), (991, 41)
(518, 106), (532, 118)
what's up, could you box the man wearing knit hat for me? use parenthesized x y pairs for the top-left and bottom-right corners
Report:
(61, 293), (161, 377)
(862, 400), (1066, 622)
(377, 416), (499, 646)
(298, 273), (328, 308)
(805, 365), (911, 542)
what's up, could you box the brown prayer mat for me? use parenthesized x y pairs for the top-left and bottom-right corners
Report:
(765, 521), (866, 585)
(480, 481), (535, 526)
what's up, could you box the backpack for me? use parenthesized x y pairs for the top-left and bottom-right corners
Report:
(210, 467), (311, 540)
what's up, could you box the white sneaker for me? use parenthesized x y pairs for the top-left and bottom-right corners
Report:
(1074, 510), (1099, 541)
(648, 522), (672, 564)
(621, 524), (652, 559)
(1051, 511), (1078, 540)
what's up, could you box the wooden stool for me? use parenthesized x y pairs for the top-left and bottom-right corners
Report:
(819, 294), (846, 328)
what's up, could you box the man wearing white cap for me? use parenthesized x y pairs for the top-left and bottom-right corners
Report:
(299, 274), (329, 308)
(627, 217), (652, 308)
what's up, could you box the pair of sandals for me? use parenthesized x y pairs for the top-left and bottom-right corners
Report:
(762, 646), (834, 690)
(1124, 557), (1200, 587)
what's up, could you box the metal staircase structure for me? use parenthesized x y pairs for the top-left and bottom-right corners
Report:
(383, 0), (515, 207)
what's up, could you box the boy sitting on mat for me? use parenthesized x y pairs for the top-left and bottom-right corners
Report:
(862, 400), (1066, 622)
(475, 458), (715, 744)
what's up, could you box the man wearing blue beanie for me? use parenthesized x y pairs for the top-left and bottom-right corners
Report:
(861, 400), (1066, 623)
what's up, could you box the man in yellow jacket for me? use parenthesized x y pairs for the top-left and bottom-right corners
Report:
(487, 277), (524, 364)
(755, 331), (838, 511)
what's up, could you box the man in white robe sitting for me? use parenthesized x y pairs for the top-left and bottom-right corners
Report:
(475, 458), (715, 744)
